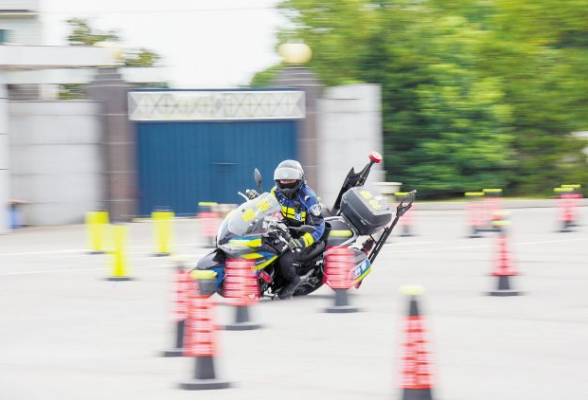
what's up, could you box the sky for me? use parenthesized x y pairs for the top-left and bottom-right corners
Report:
(40, 0), (286, 88)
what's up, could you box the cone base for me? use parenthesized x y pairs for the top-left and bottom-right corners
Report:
(223, 322), (262, 331)
(89, 251), (105, 255)
(106, 276), (133, 281)
(324, 305), (360, 313)
(488, 290), (522, 296)
(179, 379), (231, 390)
(154, 253), (171, 257)
(402, 388), (434, 400)
(162, 349), (184, 357)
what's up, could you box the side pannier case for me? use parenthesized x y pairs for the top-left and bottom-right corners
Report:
(340, 187), (393, 235)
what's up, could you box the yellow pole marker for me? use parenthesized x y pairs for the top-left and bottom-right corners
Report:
(86, 212), (100, 254)
(554, 187), (574, 193)
(399, 285), (425, 296)
(561, 184), (581, 189)
(153, 210), (174, 256)
(108, 224), (132, 281)
(483, 188), (503, 194)
(97, 210), (110, 251)
(86, 210), (110, 254)
(464, 192), (485, 197)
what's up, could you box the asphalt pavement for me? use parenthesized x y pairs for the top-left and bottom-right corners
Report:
(0, 206), (587, 400)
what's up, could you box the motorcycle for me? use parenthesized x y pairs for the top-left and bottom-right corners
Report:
(191, 151), (416, 299)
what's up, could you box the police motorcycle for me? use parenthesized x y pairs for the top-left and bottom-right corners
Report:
(191, 151), (416, 299)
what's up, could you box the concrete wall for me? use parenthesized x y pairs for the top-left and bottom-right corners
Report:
(8, 101), (104, 225)
(317, 84), (385, 208)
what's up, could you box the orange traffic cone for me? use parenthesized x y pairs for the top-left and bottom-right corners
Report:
(180, 294), (230, 390)
(324, 246), (359, 313)
(488, 233), (521, 296)
(223, 259), (262, 330)
(163, 256), (191, 357)
(399, 286), (434, 400)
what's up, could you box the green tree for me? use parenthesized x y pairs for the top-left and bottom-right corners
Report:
(271, 1), (516, 196)
(250, 64), (284, 88)
(258, 0), (588, 197)
(65, 18), (161, 68)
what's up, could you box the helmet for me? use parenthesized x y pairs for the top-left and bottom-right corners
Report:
(274, 160), (305, 199)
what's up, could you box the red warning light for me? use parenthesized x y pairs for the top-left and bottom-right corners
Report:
(369, 151), (382, 164)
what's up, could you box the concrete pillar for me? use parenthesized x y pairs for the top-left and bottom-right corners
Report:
(272, 67), (322, 191)
(317, 84), (384, 207)
(0, 77), (9, 233)
(0, 77), (10, 234)
(88, 68), (137, 221)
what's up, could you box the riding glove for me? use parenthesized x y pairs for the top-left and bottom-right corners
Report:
(287, 238), (304, 252)
(245, 189), (259, 200)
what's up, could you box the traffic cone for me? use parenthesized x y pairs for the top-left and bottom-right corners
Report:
(482, 188), (503, 231)
(223, 259), (262, 330)
(324, 247), (359, 313)
(491, 211), (510, 234)
(488, 233), (521, 296)
(561, 184), (582, 227)
(399, 285), (434, 400)
(180, 294), (230, 390)
(107, 224), (132, 281)
(465, 192), (484, 238)
(555, 187), (575, 232)
(86, 210), (109, 254)
(163, 256), (192, 357)
(153, 209), (174, 256)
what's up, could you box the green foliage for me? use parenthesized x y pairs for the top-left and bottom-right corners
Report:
(124, 48), (161, 68)
(66, 18), (120, 46)
(257, 0), (588, 197)
(250, 64), (284, 88)
(65, 18), (161, 68)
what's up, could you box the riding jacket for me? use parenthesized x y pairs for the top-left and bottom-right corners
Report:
(271, 184), (326, 248)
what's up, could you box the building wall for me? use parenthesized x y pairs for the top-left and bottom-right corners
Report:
(0, 81), (9, 232)
(0, 0), (39, 10)
(0, 17), (42, 45)
(0, 0), (42, 45)
(8, 101), (104, 225)
(317, 84), (385, 208)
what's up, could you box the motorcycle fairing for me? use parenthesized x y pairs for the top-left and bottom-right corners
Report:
(352, 258), (372, 284)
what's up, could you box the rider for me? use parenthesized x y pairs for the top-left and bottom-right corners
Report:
(271, 160), (325, 299)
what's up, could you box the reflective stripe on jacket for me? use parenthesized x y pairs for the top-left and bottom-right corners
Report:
(271, 184), (325, 247)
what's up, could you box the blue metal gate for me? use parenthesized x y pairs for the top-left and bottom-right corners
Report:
(136, 120), (297, 216)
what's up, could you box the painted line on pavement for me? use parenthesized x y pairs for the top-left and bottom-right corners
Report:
(382, 236), (588, 255)
(0, 254), (207, 277)
(0, 243), (209, 257)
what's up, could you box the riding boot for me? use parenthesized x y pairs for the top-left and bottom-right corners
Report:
(279, 274), (300, 299)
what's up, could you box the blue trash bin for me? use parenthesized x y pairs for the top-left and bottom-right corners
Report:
(9, 204), (22, 229)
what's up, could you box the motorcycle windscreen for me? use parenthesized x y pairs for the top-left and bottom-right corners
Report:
(217, 193), (281, 245)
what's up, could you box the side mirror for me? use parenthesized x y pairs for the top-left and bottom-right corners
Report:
(397, 190), (416, 217)
(254, 168), (263, 192)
